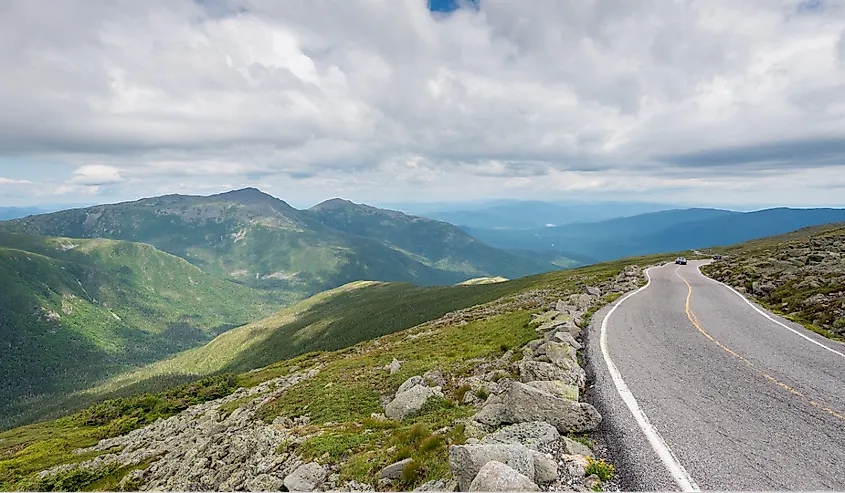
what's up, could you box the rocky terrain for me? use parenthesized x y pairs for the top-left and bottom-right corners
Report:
(26, 266), (647, 492)
(702, 224), (845, 338)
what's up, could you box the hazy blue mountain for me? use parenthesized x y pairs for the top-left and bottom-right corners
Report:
(406, 200), (679, 230)
(464, 207), (845, 261)
(0, 207), (48, 221)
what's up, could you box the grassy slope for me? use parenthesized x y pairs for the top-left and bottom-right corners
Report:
(700, 222), (845, 342)
(0, 251), (689, 491)
(0, 232), (284, 427)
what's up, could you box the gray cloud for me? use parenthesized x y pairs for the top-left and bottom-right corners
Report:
(0, 0), (845, 206)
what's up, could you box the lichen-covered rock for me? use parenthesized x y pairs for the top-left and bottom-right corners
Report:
(385, 382), (444, 420)
(518, 360), (585, 387)
(468, 461), (540, 492)
(244, 473), (285, 492)
(448, 442), (557, 490)
(379, 458), (414, 480)
(563, 437), (594, 456)
(501, 382), (601, 433)
(414, 478), (459, 491)
(525, 380), (580, 401)
(397, 375), (425, 394)
(283, 462), (326, 492)
(449, 444), (535, 491)
(479, 422), (560, 450)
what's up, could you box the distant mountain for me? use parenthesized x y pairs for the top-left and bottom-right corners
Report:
(1, 188), (559, 295)
(464, 207), (845, 261)
(0, 231), (280, 419)
(414, 200), (678, 230)
(307, 198), (556, 279)
(0, 207), (47, 221)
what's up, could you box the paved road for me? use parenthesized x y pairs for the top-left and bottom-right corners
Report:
(585, 260), (845, 491)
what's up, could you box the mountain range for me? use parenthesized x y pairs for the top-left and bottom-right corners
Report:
(2, 188), (559, 294)
(463, 207), (845, 261)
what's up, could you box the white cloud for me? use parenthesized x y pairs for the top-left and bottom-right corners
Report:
(0, 178), (32, 185)
(69, 165), (123, 186)
(0, 0), (843, 206)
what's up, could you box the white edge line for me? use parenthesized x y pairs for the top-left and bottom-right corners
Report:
(693, 263), (845, 360)
(600, 265), (701, 492)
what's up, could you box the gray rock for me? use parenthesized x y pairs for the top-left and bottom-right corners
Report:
(415, 478), (458, 491)
(284, 462), (327, 492)
(518, 360), (585, 388)
(545, 341), (577, 367)
(585, 286), (601, 297)
(563, 437), (594, 456)
(385, 384), (444, 420)
(449, 444), (535, 491)
(530, 451), (559, 484)
(500, 382), (601, 433)
(479, 422), (560, 450)
(584, 474), (602, 490)
(468, 461), (540, 492)
(244, 473), (285, 492)
(379, 458), (413, 479)
(551, 331), (582, 350)
(398, 376), (425, 394)
(347, 480), (376, 491)
(389, 358), (402, 374)
(525, 380), (579, 401)
(424, 368), (448, 387)
(472, 400), (509, 427)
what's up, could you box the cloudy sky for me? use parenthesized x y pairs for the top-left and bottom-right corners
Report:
(1, 0), (845, 209)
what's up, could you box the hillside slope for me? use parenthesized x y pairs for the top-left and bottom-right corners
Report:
(701, 222), (845, 341)
(0, 252), (653, 492)
(0, 231), (281, 423)
(307, 199), (556, 279)
(2, 189), (557, 295)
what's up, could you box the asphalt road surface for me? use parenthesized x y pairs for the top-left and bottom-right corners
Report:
(586, 260), (845, 491)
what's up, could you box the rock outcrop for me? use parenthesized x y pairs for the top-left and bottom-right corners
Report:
(468, 461), (541, 491)
(384, 376), (445, 420)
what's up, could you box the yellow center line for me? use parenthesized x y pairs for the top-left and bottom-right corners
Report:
(676, 268), (845, 422)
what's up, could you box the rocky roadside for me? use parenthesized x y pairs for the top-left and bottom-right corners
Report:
(33, 266), (647, 492)
(702, 229), (845, 337)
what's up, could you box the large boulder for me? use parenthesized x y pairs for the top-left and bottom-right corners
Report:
(501, 382), (601, 433)
(468, 461), (540, 492)
(397, 376), (425, 394)
(283, 462), (326, 492)
(545, 341), (577, 367)
(385, 383), (444, 420)
(585, 286), (601, 297)
(449, 443), (556, 491)
(479, 421), (560, 450)
(518, 360), (585, 388)
(379, 458), (414, 479)
(525, 380), (579, 401)
(563, 437), (594, 456)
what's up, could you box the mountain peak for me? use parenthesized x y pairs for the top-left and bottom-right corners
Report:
(311, 198), (356, 210)
(209, 188), (295, 210)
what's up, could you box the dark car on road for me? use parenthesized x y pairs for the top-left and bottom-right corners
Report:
(712, 254), (722, 260)
(675, 257), (687, 265)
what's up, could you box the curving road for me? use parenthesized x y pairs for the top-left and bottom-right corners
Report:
(586, 260), (845, 491)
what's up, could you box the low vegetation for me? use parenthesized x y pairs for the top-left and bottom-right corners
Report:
(702, 223), (845, 341)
